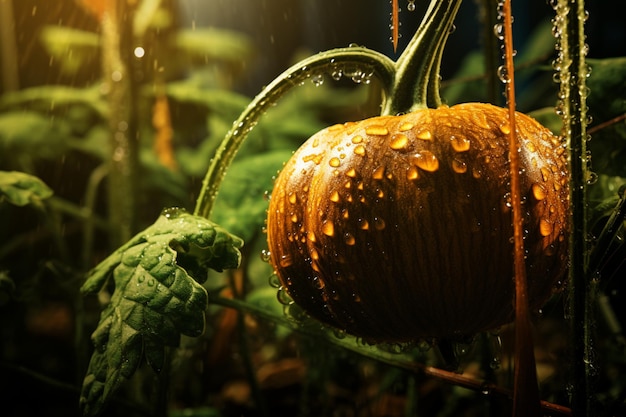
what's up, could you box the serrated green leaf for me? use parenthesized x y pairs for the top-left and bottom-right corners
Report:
(80, 209), (243, 417)
(0, 171), (53, 207)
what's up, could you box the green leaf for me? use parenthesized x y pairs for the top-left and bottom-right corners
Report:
(40, 26), (100, 76)
(80, 209), (243, 417)
(0, 112), (71, 160)
(587, 57), (626, 177)
(0, 171), (53, 207)
(211, 150), (294, 241)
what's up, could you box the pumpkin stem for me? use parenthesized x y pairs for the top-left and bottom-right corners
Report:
(194, 47), (395, 219)
(382, 0), (463, 115)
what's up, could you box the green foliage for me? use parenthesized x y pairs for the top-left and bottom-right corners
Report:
(79, 209), (243, 416)
(587, 57), (626, 178)
(0, 171), (53, 207)
(40, 26), (100, 76)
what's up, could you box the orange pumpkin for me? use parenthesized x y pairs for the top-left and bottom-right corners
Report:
(266, 103), (569, 342)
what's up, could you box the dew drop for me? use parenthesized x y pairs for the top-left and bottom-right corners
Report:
(532, 183), (547, 201)
(268, 273), (281, 288)
(499, 123), (511, 134)
(365, 125), (389, 136)
(322, 221), (335, 237)
(288, 192), (297, 204)
(329, 157), (341, 167)
(389, 133), (409, 150)
(279, 254), (293, 268)
(261, 249), (272, 263)
(416, 130), (432, 140)
(497, 65), (510, 83)
(399, 122), (414, 131)
(307, 231), (317, 242)
(406, 166), (419, 180)
(452, 158), (467, 173)
(540, 219), (553, 236)
(540, 167), (550, 182)
(351, 135), (363, 144)
(344, 233), (356, 245)
(374, 216), (386, 230)
(354, 145), (366, 156)
(277, 286), (293, 305)
(407, 0), (416, 12)
(330, 190), (340, 202)
(372, 166), (385, 180)
(450, 135), (471, 152)
(359, 218), (370, 230)
(311, 73), (324, 86)
(411, 150), (439, 172)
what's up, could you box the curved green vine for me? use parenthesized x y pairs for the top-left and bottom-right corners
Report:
(194, 0), (463, 220)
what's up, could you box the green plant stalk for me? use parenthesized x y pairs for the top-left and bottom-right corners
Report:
(102, 0), (140, 246)
(194, 0), (463, 219)
(556, 0), (593, 415)
(479, 0), (505, 106)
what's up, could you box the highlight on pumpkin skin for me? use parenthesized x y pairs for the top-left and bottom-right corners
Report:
(266, 103), (569, 343)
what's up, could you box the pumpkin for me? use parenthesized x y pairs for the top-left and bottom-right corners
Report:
(266, 102), (569, 342)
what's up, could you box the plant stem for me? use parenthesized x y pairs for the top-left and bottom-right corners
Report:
(193, 48), (395, 219)
(102, 0), (140, 246)
(383, 0), (463, 114)
(555, 0), (593, 414)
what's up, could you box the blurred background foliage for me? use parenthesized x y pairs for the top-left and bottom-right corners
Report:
(0, 0), (624, 416)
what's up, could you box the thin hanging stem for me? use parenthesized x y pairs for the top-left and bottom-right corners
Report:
(501, 0), (541, 415)
(193, 48), (395, 219)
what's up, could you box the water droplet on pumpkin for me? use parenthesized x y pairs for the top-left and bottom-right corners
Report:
(374, 217), (386, 230)
(540, 219), (553, 236)
(416, 130), (432, 140)
(450, 135), (470, 152)
(322, 221), (335, 237)
(279, 254), (293, 267)
(452, 158), (467, 173)
(330, 190), (340, 202)
(411, 150), (439, 172)
(389, 133), (409, 150)
(354, 145), (366, 156)
(399, 122), (414, 131)
(329, 157), (341, 167)
(532, 183), (547, 200)
(365, 125), (389, 136)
